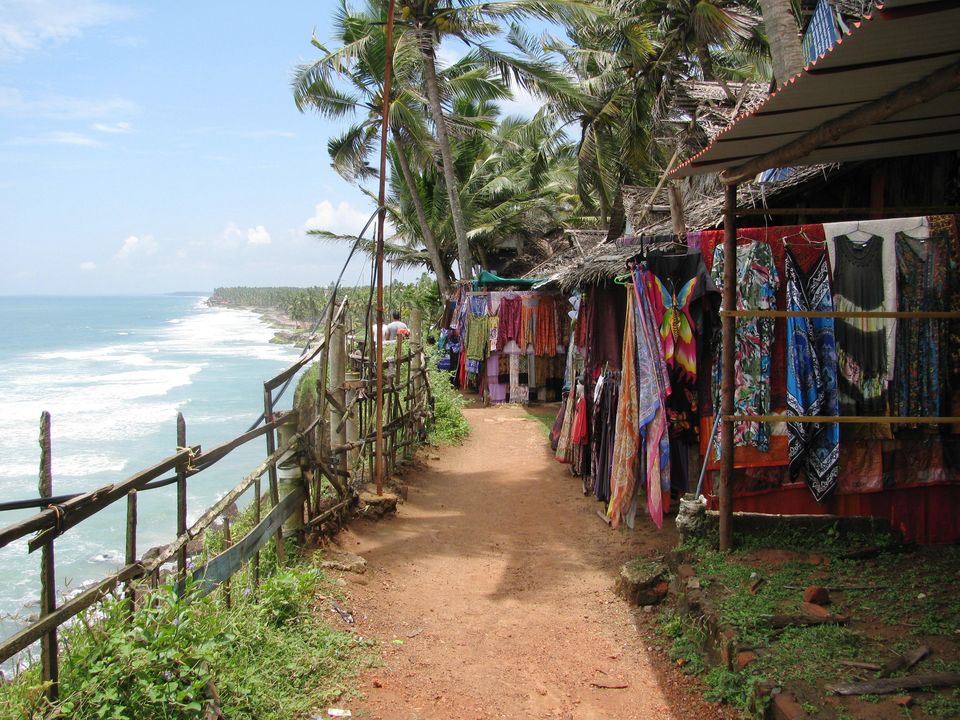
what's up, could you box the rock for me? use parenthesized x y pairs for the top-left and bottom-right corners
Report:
(615, 559), (668, 606)
(642, 605), (654, 613)
(372, 679), (383, 688)
(675, 494), (707, 540)
(677, 564), (696, 580)
(771, 691), (807, 720)
(800, 602), (831, 619)
(359, 488), (399, 518)
(321, 550), (368, 574)
(803, 585), (831, 605)
(686, 578), (701, 591)
(736, 651), (757, 670)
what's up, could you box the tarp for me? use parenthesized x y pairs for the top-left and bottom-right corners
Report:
(471, 271), (543, 289)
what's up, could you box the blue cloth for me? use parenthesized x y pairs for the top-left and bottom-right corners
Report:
(785, 249), (840, 502)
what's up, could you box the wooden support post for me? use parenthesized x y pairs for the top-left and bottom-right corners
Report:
(330, 317), (347, 487)
(222, 517), (232, 610)
(125, 490), (137, 611)
(719, 184), (737, 552)
(263, 386), (285, 565)
(345, 371), (360, 475)
(669, 184), (686, 238)
(252, 473), (261, 589)
(176, 413), (187, 593)
(38, 412), (58, 702)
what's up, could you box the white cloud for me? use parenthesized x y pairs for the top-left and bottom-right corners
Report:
(304, 200), (375, 236)
(0, 0), (131, 61)
(500, 84), (542, 119)
(114, 234), (157, 259)
(79, 261), (96, 271)
(0, 86), (136, 119)
(222, 222), (243, 241)
(246, 225), (271, 246)
(92, 121), (131, 133)
(11, 131), (102, 147)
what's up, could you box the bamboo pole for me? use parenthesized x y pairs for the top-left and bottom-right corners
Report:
(176, 413), (187, 593)
(345, 370), (360, 475)
(263, 386), (285, 565)
(330, 314), (347, 495)
(38, 412), (58, 702)
(222, 517), (232, 610)
(374, 0), (396, 497)
(125, 490), (137, 611)
(719, 184), (737, 552)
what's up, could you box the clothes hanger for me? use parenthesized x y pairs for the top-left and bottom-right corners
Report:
(846, 219), (874, 242)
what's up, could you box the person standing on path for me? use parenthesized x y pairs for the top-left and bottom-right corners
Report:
(383, 310), (409, 341)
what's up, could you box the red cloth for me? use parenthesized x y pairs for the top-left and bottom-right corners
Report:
(571, 395), (588, 445)
(497, 296), (522, 351)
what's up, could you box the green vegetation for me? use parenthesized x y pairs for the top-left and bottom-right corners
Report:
(426, 349), (470, 445)
(0, 556), (374, 720)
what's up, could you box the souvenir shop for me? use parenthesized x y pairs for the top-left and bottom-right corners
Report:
(437, 273), (569, 404)
(551, 215), (960, 543)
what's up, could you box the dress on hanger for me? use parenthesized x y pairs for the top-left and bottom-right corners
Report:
(784, 247), (840, 502)
(832, 234), (888, 419)
(893, 233), (950, 422)
(710, 241), (779, 453)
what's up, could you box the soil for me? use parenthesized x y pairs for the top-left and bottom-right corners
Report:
(327, 402), (740, 720)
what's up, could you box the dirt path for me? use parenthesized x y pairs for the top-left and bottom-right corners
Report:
(332, 403), (730, 720)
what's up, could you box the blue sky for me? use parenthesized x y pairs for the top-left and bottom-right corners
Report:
(0, 1), (541, 295)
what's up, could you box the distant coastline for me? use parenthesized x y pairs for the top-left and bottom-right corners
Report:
(206, 293), (315, 348)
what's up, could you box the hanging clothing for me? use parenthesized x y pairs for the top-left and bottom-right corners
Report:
(607, 289), (641, 528)
(586, 285), (626, 370)
(496, 296), (522, 351)
(784, 247), (840, 502)
(832, 234), (888, 418)
(645, 251), (719, 444)
(465, 308), (488, 376)
(711, 241), (779, 453)
(591, 373), (618, 503)
(535, 296), (558, 356)
(892, 233), (951, 423)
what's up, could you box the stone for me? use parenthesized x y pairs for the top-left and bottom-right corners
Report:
(771, 691), (807, 720)
(677, 564), (696, 580)
(675, 494), (707, 540)
(800, 602), (831, 619)
(321, 550), (368, 574)
(736, 651), (757, 670)
(686, 578), (701, 591)
(359, 489), (399, 518)
(615, 559), (668, 606)
(802, 585), (831, 605)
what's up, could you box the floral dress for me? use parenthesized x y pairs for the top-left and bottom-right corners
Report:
(711, 241), (779, 453)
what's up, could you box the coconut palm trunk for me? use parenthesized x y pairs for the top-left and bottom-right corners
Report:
(758, 0), (805, 87)
(394, 135), (453, 298)
(419, 31), (475, 281)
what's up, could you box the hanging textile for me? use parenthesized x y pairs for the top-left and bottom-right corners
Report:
(607, 289), (640, 528)
(465, 298), (488, 376)
(832, 234), (888, 420)
(784, 247), (840, 501)
(927, 215), (960, 434)
(711, 241), (779, 453)
(591, 373), (618, 503)
(586, 285), (626, 370)
(892, 233), (952, 423)
(535, 296), (558, 356)
(497, 295), (522, 351)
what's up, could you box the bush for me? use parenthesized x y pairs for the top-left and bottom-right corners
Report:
(426, 349), (470, 445)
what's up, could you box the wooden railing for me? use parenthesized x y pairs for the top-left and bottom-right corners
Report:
(0, 299), (432, 702)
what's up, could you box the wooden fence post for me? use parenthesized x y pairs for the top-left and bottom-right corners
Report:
(345, 370), (360, 475)
(176, 413), (187, 593)
(38, 412), (58, 702)
(222, 517), (232, 610)
(125, 490), (137, 611)
(263, 386), (285, 565)
(330, 316), (347, 491)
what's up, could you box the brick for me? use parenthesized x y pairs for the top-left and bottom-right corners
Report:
(772, 692), (807, 720)
(736, 651), (757, 670)
(802, 585), (831, 605)
(800, 601), (831, 619)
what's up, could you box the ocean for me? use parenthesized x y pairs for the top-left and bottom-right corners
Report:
(0, 295), (303, 661)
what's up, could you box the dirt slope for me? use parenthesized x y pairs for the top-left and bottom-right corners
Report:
(332, 403), (731, 720)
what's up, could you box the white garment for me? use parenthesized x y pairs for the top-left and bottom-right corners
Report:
(823, 216), (929, 381)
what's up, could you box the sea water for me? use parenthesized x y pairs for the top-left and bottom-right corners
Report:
(0, 295), (302, 659)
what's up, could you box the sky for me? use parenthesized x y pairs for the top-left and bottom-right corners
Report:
(0, 1), (541, 295)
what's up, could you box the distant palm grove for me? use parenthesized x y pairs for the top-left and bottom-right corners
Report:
(292, 0), (806, 291)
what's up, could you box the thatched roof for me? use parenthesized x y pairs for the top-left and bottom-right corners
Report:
(535, 164), (837, 289)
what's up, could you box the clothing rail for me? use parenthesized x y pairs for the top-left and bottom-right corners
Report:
(721, 310), (960, 319)
(725, 415), (960, 424)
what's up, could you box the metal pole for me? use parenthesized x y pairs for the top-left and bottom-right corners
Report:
(719, 183), (738, 551)
(374, 0), (397, 496)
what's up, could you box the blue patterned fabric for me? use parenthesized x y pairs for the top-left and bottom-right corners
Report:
(785, 249), (840, 502)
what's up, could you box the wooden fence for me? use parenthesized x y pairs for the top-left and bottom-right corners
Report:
(0, 299), (432, 701)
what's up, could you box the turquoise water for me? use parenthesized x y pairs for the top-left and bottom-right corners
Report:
(0, 296), (302, 660)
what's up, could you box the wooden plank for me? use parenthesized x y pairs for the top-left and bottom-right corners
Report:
(264, 338), (327, 391)
(191, 413), (293, 468)
(0, 563), (143, 664)
(23, 449), (191, 552)
(191, 486), (306, 595)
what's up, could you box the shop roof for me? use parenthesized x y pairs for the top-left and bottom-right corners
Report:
(671, 0), (960, 181)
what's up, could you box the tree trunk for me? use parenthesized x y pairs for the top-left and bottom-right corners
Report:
(394, 135), (453, 299)
(419, 29), (474, 281)
(758, 0), (805, 88)
(696, 43), (736, 102)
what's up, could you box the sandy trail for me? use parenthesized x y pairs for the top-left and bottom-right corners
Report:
(332, 402), (724, 720)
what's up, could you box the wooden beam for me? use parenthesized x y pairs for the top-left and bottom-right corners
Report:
(720, 59), (960, 185)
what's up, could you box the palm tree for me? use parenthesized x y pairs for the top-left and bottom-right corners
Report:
(756, 0), (803, 87)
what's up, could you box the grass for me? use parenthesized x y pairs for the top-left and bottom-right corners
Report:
(0, 550), (376, 719)
(426, 349), (470, 445)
